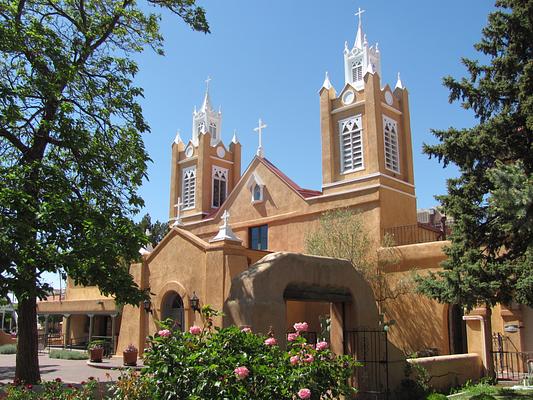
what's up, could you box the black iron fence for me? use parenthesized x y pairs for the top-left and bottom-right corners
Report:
(492, 333), (533, 381)
(37, 333), (116, 356)
(382, 223), (445, 246)
(344, 329), (389, 400)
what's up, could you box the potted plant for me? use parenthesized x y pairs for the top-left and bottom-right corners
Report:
(123, 343), (138, 366)
(87, 340), (105, 362)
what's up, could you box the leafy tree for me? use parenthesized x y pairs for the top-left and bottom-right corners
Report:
(0, 0), (209, 383)
(416, 0), (532, 375)
(137, 213), (169, 247)
(305, 209), (411, 318)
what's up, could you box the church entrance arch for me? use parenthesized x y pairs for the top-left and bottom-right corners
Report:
(161, 291), (185, 332)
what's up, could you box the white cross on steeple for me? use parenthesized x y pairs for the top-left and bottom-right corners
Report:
(355, 7), (365, 23)
(205, 75), (212, 91)
(172, 197), (184, 227)
(253, 118), (267, 158)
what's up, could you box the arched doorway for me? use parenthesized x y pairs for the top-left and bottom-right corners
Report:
(448, 304), (467, 354)
(161, 291), (185, 332)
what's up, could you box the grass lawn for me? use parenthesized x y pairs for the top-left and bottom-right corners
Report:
(451, 387), (533, 399)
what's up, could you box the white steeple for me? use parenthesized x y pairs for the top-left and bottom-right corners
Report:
(395, 72), (404, 90)
(322, 71), (333, 90)
(231, 129), (239, 144)
(192, 76), (223, 146)
(343, 8), (382, 90)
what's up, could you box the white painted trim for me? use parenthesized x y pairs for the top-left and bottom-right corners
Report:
(331, 100), (365, 115)
(381, 102), (402, 115)
(383, 115), (401, 174)
(322, 172), (380, 188)
(321, 172), (415, 189)
(210, 156), (234, 164)
(381, 173), (415, 188)
(306, 184), (381, 200)
(338, 114), (364, 174)
(179, 156), (198, 164)
(380, 184), (417, 199)
(307, 183), (416, 201)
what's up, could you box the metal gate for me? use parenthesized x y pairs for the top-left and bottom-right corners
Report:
(492, 332), (533, 381)
(344, 329), (389, 400)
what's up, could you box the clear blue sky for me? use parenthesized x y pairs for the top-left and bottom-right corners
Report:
(38, 1), (496, 290)
(134, 0), (495, 224)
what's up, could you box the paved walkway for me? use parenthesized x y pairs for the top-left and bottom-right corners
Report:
(0, 354), (126, 384)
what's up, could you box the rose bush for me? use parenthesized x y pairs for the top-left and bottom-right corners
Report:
(142, 306), (359, 400)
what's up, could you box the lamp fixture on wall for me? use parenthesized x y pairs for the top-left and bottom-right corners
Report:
(143, 299), (152, 314)
(189, 292), (200, 313)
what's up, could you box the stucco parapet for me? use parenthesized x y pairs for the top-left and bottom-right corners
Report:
(407, 353), (481, 365)
(379, 240), (449, 272)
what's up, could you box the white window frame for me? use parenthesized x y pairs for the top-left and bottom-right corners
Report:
(338, 115), (364, 174)
(383, 115), (400, 173)
(209, 122), (217, 141)
(181, 166), (196, 210)
(212, 166), (228, 208)
(352, 59), (363, 83)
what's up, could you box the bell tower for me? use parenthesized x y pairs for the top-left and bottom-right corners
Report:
(343, 8), (381, 90)
(169, 80), (241, 225)
(319, 9), (417, 229)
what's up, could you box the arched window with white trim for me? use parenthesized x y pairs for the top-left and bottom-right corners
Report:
(383, 116), (400, 173)
(212, 166), (228, 208)
(339, 115), (364, 173)
(182, 166), (196, 209)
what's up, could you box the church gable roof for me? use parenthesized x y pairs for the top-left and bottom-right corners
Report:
(200, 156), (321, 223)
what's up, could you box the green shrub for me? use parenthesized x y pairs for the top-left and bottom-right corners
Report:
(143, 306), (359, 400)
(49, 349), (88, 360)
(470, 395), (496, 400)
(463, 381), (498, 396)
(0, 344), (17, 354)
(108, 370), (155, 400)
(426, 393), (447, 400)
(4, 379), (98, 399)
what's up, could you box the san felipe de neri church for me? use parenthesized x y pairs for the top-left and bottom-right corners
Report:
(36, 7), (533, 395)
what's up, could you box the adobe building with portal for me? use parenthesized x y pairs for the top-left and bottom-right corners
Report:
(38, 9), (532, 395)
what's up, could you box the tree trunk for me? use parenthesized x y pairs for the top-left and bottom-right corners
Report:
(484, 304), (495, 379)
(15, 295), (41, 383)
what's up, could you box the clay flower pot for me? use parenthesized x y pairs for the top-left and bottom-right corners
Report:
(123, 344), (138, 366)
(89, 347), (104, 363)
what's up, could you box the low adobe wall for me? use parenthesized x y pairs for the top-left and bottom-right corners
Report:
(407, 353), (483, 391)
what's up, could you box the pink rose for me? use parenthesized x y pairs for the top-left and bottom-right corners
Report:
(189, 325), (202, 335)
(298, 388), (311, 399)
(158, 329), (171, 338)
(290, 355), (299, 365)
(264, 337), (277, 346)
(287, 332), (299, 342)
(241, 327), (252, 333)
(234, 366), (249, 380)
(303, 354), (314, 363)
(293, 322), (309, 332)
(316, 341), (328, 351)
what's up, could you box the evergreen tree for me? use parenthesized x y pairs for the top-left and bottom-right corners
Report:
(0, 0), (208, 383)
(138, 213), (169, 246)
(416, 0), (532, 374)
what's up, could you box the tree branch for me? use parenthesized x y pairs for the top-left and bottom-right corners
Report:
(0, 127), (29, 154)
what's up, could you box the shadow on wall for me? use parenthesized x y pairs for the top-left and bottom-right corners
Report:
(384, 281), (447, 357)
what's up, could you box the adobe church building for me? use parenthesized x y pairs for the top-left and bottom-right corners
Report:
(38, 9), (532, 393)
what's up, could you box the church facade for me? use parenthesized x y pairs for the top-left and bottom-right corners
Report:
(37, 9), (532, 391)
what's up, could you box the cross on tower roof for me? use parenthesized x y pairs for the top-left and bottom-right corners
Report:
(172, 197), (184, 227)
(205, 75), (212, 91)
(355, 7), (365, 23)
(253, 118), (267, 158)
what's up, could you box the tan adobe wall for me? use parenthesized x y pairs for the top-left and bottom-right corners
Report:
(408, 353), (483, 391)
